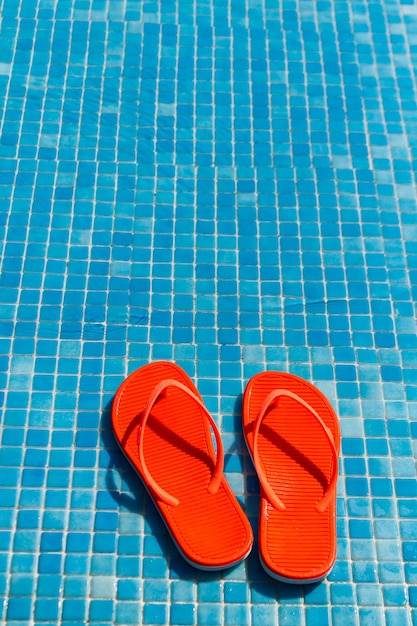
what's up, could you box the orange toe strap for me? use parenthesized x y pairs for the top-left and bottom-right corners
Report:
(253, 388), (339, 513)
(137, 379), (224, 507)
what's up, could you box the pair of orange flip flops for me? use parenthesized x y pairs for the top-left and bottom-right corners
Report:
(112, 361), (340, 583)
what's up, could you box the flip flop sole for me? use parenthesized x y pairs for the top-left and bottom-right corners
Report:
(243, 371), (340, 583)
(112, 361), (253, 570)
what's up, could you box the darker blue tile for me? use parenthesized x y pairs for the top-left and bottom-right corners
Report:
(7, 597), (32, 620)
(404, 543), (417, 561)
(395, 479), (417, 498)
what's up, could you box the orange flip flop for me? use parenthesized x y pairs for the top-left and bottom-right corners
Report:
(243, 371), (340, 583)
(112, 361), (253, 570)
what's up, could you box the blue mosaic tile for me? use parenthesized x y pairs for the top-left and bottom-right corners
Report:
(1, 0), (417, 622)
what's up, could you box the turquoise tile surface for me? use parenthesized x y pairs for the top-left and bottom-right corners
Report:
(1, 0), (417, 623)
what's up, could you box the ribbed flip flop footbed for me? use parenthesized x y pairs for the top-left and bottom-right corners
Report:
(243, 371), (340, 582)
(112, 361), (253, 569)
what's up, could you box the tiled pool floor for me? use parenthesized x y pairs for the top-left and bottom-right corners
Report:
(1, 0), (417, 623)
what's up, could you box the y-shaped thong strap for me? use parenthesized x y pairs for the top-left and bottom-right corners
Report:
(252, 389), (338, 513)
(137, 379), (224, 507)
